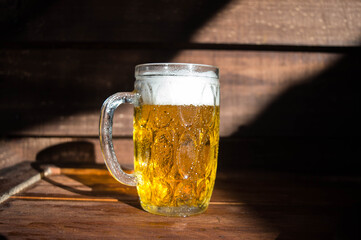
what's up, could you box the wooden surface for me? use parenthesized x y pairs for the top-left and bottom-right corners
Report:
(1, 136), (360, 175)
(0, 162), (49, 204)
(1, 0), (360, 139)
(1, 0), (361, 46)
(0, 137), (133, 170)
(1, 0), (361, 239)
(2, 50), (360, 137)
(1, 167), (361, 239)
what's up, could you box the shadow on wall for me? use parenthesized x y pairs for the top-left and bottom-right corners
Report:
(2, 0), (360, 176)
(0, 0), (232, 136)
(216, 52), (361, 240)
(35, 141), (97, 167)
(0, 234), (8, 240)
(219, 52), (361, 175)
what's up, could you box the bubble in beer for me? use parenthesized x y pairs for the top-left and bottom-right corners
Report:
(134, 104), (219, 215)
(133, 71), (219, 216)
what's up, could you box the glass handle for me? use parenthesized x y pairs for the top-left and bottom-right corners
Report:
(99, 92), (138, 186)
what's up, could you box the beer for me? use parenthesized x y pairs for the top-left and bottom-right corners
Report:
(100, 63), (219, 216)
(134, 104), (220, 216)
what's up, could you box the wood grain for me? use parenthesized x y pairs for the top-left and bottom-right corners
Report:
(191, 0), (361, 46)
(0, 162), (50, 204)
(1, 0), (360, 46)
(1, 0), (360, 238)
(1, 169), (361, 239)
(2, 136), (360, 175)
(0, 137), (133, 170)
(2, 49), (350, 137)
(0, 200), (279, 239)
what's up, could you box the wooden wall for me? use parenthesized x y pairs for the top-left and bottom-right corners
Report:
(1, 0), (361, 172)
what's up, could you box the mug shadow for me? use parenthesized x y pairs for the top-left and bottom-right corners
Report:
(32, 141), (142, 210)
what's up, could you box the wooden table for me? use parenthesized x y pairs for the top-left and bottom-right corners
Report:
(1, 0), (361, 239)
(1, 163), (361, 239)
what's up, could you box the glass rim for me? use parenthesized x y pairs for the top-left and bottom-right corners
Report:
(135, 63), (219, 79)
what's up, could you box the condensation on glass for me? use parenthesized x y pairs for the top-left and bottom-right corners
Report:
(100, 63), (220, 217)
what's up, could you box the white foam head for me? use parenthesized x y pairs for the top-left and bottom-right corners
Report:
(135, 63), (219, 106)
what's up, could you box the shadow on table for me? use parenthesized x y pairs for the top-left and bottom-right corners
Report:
(217, 53), (361, 240)
(0, 234), (8, 240)
(32, 141), (141, 210)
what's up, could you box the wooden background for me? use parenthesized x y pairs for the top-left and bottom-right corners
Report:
(1, 0), (360, 171)
(0, 0), (361, 238)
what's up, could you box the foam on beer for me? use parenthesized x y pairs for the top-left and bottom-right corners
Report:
(136, 70), (219, 106)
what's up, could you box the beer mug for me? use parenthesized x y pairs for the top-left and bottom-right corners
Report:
(99, 63), (220, 217)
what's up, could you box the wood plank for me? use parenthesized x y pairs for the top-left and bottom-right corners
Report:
(0, 137), (133, 170)
(191, 0), (361, 46)
(1, 0), (360, 46)
(1, 136), (360, 176)
(3, 48), (357, 137)
(13, 168), (361, 206)
(1, 169), (361, 239)
(0, 200), (279, 239)
(0, 162), (50, 204)
(13, 168), (139, 202)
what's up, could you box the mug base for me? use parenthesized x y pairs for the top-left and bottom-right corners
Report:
(141, 203), (208, 217)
